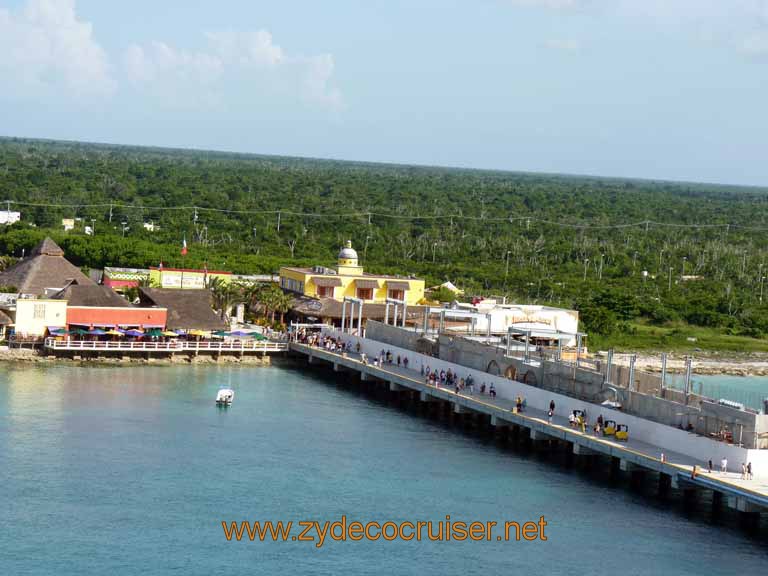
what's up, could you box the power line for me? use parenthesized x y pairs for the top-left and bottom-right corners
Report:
(3, 200), (768, 231)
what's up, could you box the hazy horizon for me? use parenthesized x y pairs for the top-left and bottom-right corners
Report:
(1, 1), (767, 187)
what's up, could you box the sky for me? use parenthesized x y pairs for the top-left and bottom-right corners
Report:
(0, 0), (767, 186)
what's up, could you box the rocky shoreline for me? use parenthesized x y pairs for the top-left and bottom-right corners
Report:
(611, 352), (768, 377)
(0, 348), (274, 366)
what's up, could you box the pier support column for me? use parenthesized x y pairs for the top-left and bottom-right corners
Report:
(711, 490), (723, 517)
(658, 473), (673, 498)
(333, 362), (344, 372)
(572, 443), (598, 469)
(610, 457), (621, 479)
(529, 428), (554, 452)
(682, 488), (699, 510)
(389, 381), (405, 392)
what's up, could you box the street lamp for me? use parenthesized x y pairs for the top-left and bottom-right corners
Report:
(121, 221), (128, 237)
(91, 218), (96, 235)
(760, 276), (766, 304)
(681, 256), (687, 278)
(668, 266), (674, 291)
(583, 258), (590, 281)
(432, 242), (437, 263)
(364, 235), (372, 263)
(505, 250), (512, 279)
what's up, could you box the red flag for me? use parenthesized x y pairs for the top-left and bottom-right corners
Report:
(181, 237), (188, 256)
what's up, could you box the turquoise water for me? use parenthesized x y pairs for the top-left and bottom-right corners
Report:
(668, 374), (768, 410)
(0, 362), (765, 575)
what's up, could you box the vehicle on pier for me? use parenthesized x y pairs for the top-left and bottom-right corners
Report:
(615, 424), (629, 441)
(603, 420), (617, 436)
(216, 388), (234, 406)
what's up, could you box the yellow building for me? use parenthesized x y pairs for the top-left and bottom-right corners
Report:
(279, 241), (424, 305)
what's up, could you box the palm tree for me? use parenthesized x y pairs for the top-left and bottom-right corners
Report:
(208, 277), (240, 321)
(273, 291), (293, 325)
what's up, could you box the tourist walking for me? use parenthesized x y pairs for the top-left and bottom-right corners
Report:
(707, 459), (713, 473)
(549, 399), (555, 414)
(489, 384), (496, 398)
(720, 457), (728, 474)
(547, 409), (553, 424)
(747, 462), (753, 480)
(741, 463), (747, 480)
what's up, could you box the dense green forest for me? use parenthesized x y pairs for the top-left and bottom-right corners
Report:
(2, 136), (768, 349)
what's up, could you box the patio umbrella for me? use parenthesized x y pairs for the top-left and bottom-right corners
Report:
(50, 328), (69, 335)
(162, 331), (179, 337)
(105, 329), (123, 336)
(88, 329), (107, 336)
(124, 329), (144, 337)
(188, 329), (211, 337)
(145, 328), (163, 337)
(212, 331), (229, 338)
(252, 333), (267, 341)
(70, 328), (88, 335)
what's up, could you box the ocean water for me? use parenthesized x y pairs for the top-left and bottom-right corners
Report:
(0, 362), (765, 575)
(668, 374), (768, 410)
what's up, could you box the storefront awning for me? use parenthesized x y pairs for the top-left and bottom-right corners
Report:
(355, 279), (380, 289)
(312, 277), (343, 287)
(386, 281), (410, 291)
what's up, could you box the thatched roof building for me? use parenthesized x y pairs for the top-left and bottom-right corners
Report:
(0, 238), (95, 296)
(53, 285), (130, 307)
(290, 295), (425, 325)
(138, 288), (226, 330)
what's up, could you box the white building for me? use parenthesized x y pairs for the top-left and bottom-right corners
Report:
(448, 300), (580, 346)
(0, 211), (21, 225)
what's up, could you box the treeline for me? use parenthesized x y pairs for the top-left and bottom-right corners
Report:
(2, 137), (768, 339)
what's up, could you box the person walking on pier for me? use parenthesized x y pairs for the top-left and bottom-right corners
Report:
(741, 463), (747, 480)
(489, 384), (496, 398)
(549, 399), (555, 414)
(747, 462), (753, 480)
(720, 456), (728, 474)
(707, 459), (713, 473)
(548, 409), (553, 424)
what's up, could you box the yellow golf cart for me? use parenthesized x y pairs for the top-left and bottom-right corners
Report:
(615, 424), (629, 442)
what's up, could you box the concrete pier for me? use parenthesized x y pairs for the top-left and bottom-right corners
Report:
(291, 340), (768, 524)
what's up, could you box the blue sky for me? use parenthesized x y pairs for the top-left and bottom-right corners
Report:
(1, 0), (767, 186)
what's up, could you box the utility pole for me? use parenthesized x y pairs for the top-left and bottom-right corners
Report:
(432, 242), (437, 263)
(109, 202), (113, 223)
(364, 235), (372, 263)
(658, 249), (664, 277)
(761, 276), (766, 304)
(598, 254), (604, 280)
(277, 211), (281, 233)
(583, 258), (589, 282)
(682, 256), (687, 278)
(668, 266), (673, 291)
(505, 250), (511, 280)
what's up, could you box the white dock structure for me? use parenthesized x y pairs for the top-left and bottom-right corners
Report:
(291, 330), (768, 525)
(44, 338), (288, 354)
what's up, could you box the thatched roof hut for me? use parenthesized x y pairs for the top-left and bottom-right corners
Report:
(138, 288), (226, 331)
(53, 285), (131, 307)
(0, 238), (95, 296)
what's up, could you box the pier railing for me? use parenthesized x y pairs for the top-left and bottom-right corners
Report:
(43, 338), (288, 353)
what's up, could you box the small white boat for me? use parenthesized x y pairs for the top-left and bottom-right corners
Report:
(216, 388), (234, 406)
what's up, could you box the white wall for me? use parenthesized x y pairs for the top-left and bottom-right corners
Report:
(15, 299), (67, 337)
(324, 328), (761, 476)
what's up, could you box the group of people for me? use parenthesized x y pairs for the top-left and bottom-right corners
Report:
(704, 457), (754, 480)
